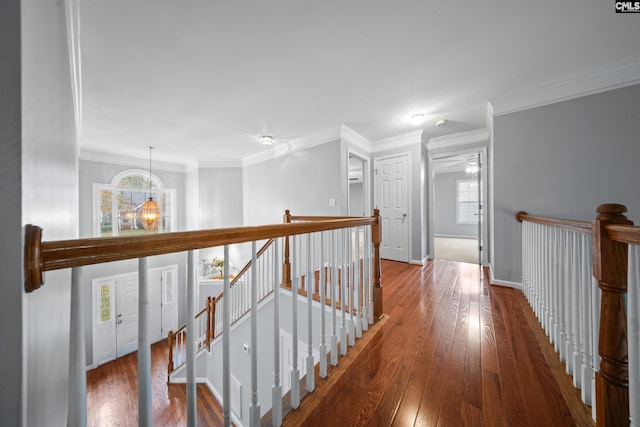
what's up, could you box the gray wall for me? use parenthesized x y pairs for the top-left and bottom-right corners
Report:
(349, 182), (365, 216)
(243, 140), (343, 226)
(198, 167), (244, 229)
(0, 0), (22, 422)
(79, 159), (188, 361)
(493, 83), (640, 283)
(21, 0), (80, 424)
(434, 171), (478, 237)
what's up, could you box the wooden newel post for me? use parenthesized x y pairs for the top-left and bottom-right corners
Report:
(593, 203), (631, 427)
(372, 209), (383, 321)
(206, 296), (213, 347)
(282, 210), (292, 289)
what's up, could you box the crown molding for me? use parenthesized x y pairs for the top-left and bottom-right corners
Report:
(197, 158), (244, 168)
(242, 126), (341, 167)
(427, 128), (490, 151)
(371, 129), (423, 154)
(79, 148), (193, 173)
(491, 59), (640, 117)
(341, 124), (372, 154)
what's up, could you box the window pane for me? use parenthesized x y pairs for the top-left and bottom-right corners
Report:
(99, 189), (113, 237)
(118, 174), (155, 189)
(99, 284), (111, 323)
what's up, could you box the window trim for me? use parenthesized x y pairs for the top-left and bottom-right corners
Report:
(92, 169), (176, 237)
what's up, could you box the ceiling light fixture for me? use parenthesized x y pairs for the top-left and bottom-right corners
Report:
(409, 113), (425, 126)
(261, 135), (274, 146)
(140, 146), (160, 231)
(465, 158), (479, 174)
(435, 119), (447, 127)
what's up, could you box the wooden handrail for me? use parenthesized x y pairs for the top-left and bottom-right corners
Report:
(23, 217), (377, 292)
(516, 211), (593, 234)
(605, 223), (640, 245)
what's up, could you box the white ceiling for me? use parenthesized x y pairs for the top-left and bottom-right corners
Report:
(79, 1), (640, 168)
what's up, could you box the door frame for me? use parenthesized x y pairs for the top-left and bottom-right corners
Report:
(91, 264), (178, 368)
(346, 148), (371, 216)
(373, 151), (412, 263)
(428, 146), (488, 265)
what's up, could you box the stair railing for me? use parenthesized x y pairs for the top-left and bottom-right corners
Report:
(167, 239), (275, 376)
(517, 203), (640, 427)
(23, 209), (382, 427)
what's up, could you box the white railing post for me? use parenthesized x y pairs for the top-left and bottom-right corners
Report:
(249, 242), (260, 427)
(223, 245), (231, 426)
(354, 227), (362, 339)
(348, 228), (355, 347)
(319, 231), (327, 378)
(340, 229), (348, 355)
(330, 230), (339, 366)
(306, 235), (315, 393)
(580, 232), (594, 407)
(364, 225), (372, 327)
(68, 266), (86, 427)
(272, 239), (282, 427)
(138, 257), (152, 427)
(629, 244), (640, 427)
(291, 235), (300, 409)
(186, 251), (197, 427)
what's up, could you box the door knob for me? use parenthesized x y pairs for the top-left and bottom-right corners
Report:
(117, 320), (123, 325)
(403, 213), (407, 217)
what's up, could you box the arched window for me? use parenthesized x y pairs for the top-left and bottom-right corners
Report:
(93, 169), (176, 237)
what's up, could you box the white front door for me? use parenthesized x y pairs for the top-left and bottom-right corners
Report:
(116, 274), (138, 357)
(375, 154), (409, 262)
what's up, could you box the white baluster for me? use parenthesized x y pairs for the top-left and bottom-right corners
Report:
(306, 235), (315, 393)
(272, 239), (282, 427)
(250, 241), (260, 426)
(354, 227), (362, 339)
(330, 230), (339, 366)
(68, 266), (86, 427)
(629, 245), (640, 427)
(138, 258), (153, 427)
(364, 225), (372, 329)
(186, 252), (197, 427)
(348, 228), (355, 347)
(340, 229), (347, 356)
(223, 245), (231, 426)
(591, 242), (601, 421)
(291, 235), (300, 408)
(319, 232), (328, 378)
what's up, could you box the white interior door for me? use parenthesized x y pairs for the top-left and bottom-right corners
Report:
(116, 274), (138, 357)
(375, 154), (409, 262)
(162, 266), (179, 338)
(95, 278), (116, 365)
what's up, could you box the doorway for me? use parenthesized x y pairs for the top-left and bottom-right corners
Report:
(92, 264), (178, 366)
(430, 152), (483, 265)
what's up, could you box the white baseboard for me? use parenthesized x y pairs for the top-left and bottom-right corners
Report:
(434, 234), (477, 240)
(205, 377), (244, 427)
(488, 264), (523, 290)
(410, 255), (430, 266)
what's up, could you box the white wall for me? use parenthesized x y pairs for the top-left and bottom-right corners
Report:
(198, 167), (244, 229)
(493, 83), (640, 283)
(243, 140), (343, 226)
(0, 0), (23, 422)
(21, 0), (79, 424)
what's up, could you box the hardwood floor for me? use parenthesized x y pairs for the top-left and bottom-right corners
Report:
(86, 259), (593, 426)
(86, 340), (224, 426)
(286, 259), (593, 426)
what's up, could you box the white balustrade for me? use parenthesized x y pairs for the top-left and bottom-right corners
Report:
(628, 244), (640, 427)
(520, 220), (599, 416)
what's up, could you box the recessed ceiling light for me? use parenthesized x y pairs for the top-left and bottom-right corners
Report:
(261, 135), (274, 146)
(435, 119), (447, 127)
(409, 113), (425, 125)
